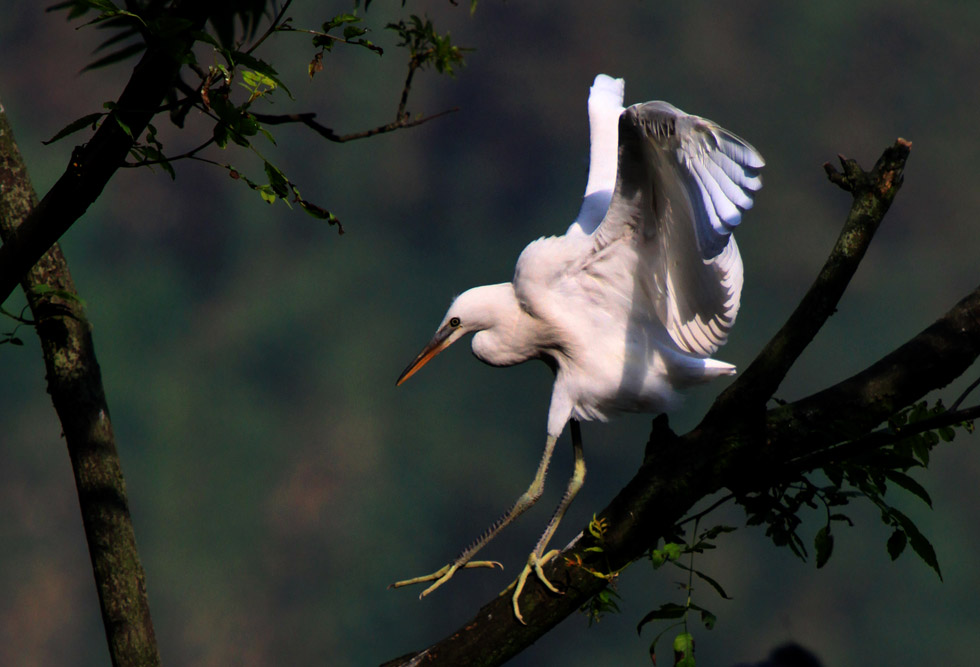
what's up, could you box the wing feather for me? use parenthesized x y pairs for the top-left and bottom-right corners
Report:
(588, 100), (764, 358)
(568, 74), (625, 237)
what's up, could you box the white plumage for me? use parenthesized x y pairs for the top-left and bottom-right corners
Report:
(393, 74), (764, 622)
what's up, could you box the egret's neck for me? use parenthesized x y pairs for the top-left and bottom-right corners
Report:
(464, 283), (539, 368)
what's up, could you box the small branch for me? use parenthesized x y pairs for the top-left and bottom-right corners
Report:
(124, 137), (216, 168)
(786, 404), (980, 474)
(677, 492), (736, 529)
(251, 107), (458, 143)
(951, 376), (980, 411)
(243, 0), (293, 56)
(397, 59), (422, 120)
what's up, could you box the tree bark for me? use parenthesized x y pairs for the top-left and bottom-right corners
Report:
(0, 102), (160, 666)
(382, 140), (980, 666)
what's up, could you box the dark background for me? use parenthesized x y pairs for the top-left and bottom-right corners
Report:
(2, 2), (979, 665)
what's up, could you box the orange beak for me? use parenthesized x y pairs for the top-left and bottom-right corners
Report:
(396, 328), (454, 386)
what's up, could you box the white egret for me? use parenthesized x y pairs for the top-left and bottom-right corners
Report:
(391, 74), (764, 623)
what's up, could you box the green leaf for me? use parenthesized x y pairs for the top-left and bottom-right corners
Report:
(912, 438), (930, 468)
(674, 632), (695, 665)
(343, 25), (367, 39)
(112, 113), (133, 138)
(263, 161), (290, 198)
(230, 51), (292, 99)
(692, 569), (732, 600)
(890, 508), (942, 580)
(699, 525), (737, 541)
(688, 603), (717, 630)
(42, 112), (105, 145)
(189, 29), (222, 49)
(883, 470), (932, 508)
(257, 186), (277, 204)
(28, 284), (86, 309)
(886, 529), (907, 560)
(81, 41), (146, 72)
(297, 198), (342, 230)
(636, 602), (687, 633)
(323, 12), (360, 32)
(814, 525), (834, 568)
(651, 542), (682, 568)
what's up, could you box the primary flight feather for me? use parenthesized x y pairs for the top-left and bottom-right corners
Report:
(392, 74), (764, 623)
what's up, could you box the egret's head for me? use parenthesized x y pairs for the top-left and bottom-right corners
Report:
(396, 288), (491, 386)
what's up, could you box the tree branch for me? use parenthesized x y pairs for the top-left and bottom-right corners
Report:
(0, 0), (211, 307)
(251, 107), (459, 143)
(710, 138), (913, 420)
(382, 139), (980, 666)
(0, 101), (161, 666)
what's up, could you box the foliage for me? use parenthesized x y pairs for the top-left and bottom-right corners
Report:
(636, 523), (735, 666)
(739, 399), (974, 582)
(42, 0), (471, 231)
(570, 516), (624, 625)
(618, 394), (977, 663)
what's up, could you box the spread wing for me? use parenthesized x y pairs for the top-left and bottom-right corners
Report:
(589, 101), (764, 357)
(567, 74), (625, 237)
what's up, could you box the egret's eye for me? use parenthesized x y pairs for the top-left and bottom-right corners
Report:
(449, 316), (461, 328)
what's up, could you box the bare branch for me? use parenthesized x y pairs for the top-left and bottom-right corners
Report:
(251, 107), (459, 143)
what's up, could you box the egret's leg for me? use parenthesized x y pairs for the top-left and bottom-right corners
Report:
(510, 420), (585, 624)
(390, 432), (561, 597)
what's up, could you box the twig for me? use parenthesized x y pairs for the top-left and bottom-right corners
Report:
(676, 493), (736, 530)
(951, 376), (980, 411)
(124, 137), (216, 167)
(276, 25), (384, 55)
(788, 403), (980, 473)
(251, 107), (458, 143)
(244, 0), (293, 56)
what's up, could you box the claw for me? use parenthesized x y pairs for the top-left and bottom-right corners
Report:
(389, 560), (503, 598)
(509, 549), (562, 624)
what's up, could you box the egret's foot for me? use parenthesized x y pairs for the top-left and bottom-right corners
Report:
(389, 560), (503, 598)
(507, 549), (562, 624)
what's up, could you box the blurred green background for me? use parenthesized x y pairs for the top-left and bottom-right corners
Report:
(2, 2), (980, 665)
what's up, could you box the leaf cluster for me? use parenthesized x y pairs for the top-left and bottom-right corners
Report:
(739, 399), (974, 581)
(43, 1), (471, 230)
(387, 14), (468, 76)
(636, 524), (736, 666)
(570, 516), (624, 625)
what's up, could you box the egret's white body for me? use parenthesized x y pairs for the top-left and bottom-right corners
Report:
(393, 74), (764, 621)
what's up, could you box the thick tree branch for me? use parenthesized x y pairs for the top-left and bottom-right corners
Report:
(0, 0), (211, 307)
(710, 138), (912, 419)
(383, 139), (980, 665)
(0, 103), (160, 665)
